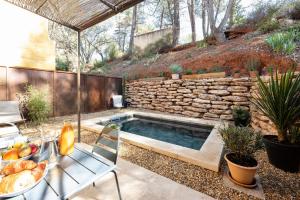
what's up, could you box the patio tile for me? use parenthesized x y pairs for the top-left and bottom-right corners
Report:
(72, 149), (215, 200)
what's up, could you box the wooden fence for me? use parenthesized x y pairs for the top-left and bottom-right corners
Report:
(0, 66), (122, 116)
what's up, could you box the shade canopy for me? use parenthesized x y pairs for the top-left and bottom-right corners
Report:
(5, 0), (142, 31)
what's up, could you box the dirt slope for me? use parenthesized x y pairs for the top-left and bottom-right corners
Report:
(105, 32), (299, 79)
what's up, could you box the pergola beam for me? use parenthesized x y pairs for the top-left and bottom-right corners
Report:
(35, 0), (48, 13)
(98, 0), (118, 12)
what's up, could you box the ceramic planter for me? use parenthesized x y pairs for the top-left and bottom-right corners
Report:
(171, 74), (180, 80)
(224, 153), (258, 185)
(263, 135), (300, 173)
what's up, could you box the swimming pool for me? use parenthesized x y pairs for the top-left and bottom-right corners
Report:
(83, 111), (224, 172)
(98, 115), (212, 150)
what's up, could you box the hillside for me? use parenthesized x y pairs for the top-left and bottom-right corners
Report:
(103, 27), (300, 79)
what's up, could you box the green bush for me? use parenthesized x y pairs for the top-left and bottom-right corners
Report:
(246, 58), (261, 71)
(169, 64), (183, 74)
(55, 58), (70, 71)
(258, 19), (280, 33)
(196, 40), (208, 49)
(209, 66), (225, 73)
(233, 107), (251, 127)
(184, 69), (193, 75)
(219, 125), (263, 158)
(105, 43), (119, 60)
(265, 31), (297, 55)
(93, 60), (107, 69)
(159, 71), (165, 77)
(143, 33), (172, 58)
(197, 69), (207, 74)
(18, 85), (51, 125)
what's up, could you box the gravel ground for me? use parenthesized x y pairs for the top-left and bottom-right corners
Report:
(19, 110), (300, 200)
(120, 142), (300, 200)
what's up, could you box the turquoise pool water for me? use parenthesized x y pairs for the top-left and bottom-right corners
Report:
(119, 116), (212, 150)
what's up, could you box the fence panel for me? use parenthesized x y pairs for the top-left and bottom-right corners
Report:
(0, 67), (122, 117)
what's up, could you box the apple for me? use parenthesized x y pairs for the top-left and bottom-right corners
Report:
(29, 144), (39, 154)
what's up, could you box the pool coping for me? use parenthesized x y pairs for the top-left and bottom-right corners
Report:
(81, 111), (225, 172)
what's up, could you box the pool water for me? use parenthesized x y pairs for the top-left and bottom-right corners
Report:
(119, 116), (212, 150)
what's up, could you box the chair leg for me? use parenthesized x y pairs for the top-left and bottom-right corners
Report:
(112, 170), (122, 200)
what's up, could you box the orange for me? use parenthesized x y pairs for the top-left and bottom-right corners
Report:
(3, 148), (19, 160)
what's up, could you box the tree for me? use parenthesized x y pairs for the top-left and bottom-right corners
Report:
(187, 0), (196, 43)
(128, 6), (138, 56)
(206, 0), (235, 42)
(172, 0), (180, 46)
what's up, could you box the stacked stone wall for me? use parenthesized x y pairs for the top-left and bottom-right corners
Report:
(126, 77), (276, 134)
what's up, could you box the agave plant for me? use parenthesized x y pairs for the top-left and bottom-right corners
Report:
(253, 69), (300, 142)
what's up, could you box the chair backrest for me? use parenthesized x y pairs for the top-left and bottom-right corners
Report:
(0, 101), (23, 123)
(92, 123), (120, 164)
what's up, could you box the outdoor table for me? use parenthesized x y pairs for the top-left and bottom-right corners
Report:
(8, 144), (115, 200)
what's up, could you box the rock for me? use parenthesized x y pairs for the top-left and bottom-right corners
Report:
(197, 86), (209, 90)
(211, 101), (232, 105)
(231, 92), (251, 97)
(220, 114), (233, 120)
(208, 90), (230, 96)
(177, 89), (192, 93)
(222, 96), (248, 102)
(182, 111), (200, 117)
(185, 106), (207, 113)
(209, 109), (231, 115)
(193, 98), (211, 104)
(203, 113), (219, 118)
(176, 102), (190, 106)
(199, 94), (222, 101)
(193, 89), (207, 94)
(183, 93), (197, 98)
(227, 86), (248, 92)
(183, 98), (193, 102)
(208, 86), (228, 90)
(170, 106), (182, 111)
(192, 103), (211, 109)
(233, 102), (250, 105)
(231, 105), (249, 110)
(211, 105), (228, 110)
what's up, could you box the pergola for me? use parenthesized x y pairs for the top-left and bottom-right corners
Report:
(4, 0), (142, 141)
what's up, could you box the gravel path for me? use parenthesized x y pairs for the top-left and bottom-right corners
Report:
(120, 142), (300, 200)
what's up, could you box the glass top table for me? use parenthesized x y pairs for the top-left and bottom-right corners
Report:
(8, 144), (115, 200)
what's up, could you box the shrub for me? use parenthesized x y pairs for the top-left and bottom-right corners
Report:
(196, 40), (208, 49)
(219, 125), (263, 159)
(246, 58), (261, 71)
(18, 85), (51, 125)
(169, 64), (183, 74)
(265, 31), (297, 55)
(184, 69), (193, 75)
(209, 66), (225, 73)
(197, 69), (207, 74)
(93, 60), (107, 69)
(233, 107), (251, 127)
(253, 69), (300, 142)
(143, 33), (172, 57)
(55, 58), (70, 71)
(159, 71), (165, 77)
(288, 126), (300, 144)
(105, 43), (119, 60)
(258, 19), (280, 33)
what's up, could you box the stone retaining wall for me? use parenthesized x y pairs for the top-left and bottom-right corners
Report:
(125, 77), (276, 134)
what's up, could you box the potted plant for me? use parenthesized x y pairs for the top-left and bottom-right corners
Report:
(232, 69), (241, 78)
(233, 107), (251, 127)
(169, 64), (183, 79)
(219, 125), (263, 186)
(246, 58), (261, 78)
(253, 69), (300, 172)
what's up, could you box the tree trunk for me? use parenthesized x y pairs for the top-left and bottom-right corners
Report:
(128, 6), (137, 56)
(201, 0), (207, 39)
(228, 0), (236, 28)
(160, 7), (165, 29)
(172, 0), (180, 47)
(187, 0), (196, 43)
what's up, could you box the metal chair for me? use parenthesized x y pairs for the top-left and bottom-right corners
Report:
(92, 122), (122, 200)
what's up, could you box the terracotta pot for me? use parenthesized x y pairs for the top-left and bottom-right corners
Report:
(249, 71), (258, 78)
(224, 153), (258, 185)
(171, 74), (180, 80)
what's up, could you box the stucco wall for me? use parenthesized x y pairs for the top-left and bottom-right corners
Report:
(0, 1), (55, 70)
(134, 28), (172, 50)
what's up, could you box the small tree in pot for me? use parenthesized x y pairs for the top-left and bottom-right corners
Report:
(233, 107), (251, 127)
(253, 69), (300, 172)
(169, 64), (183, 79)
(219, 125), (263, 186)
